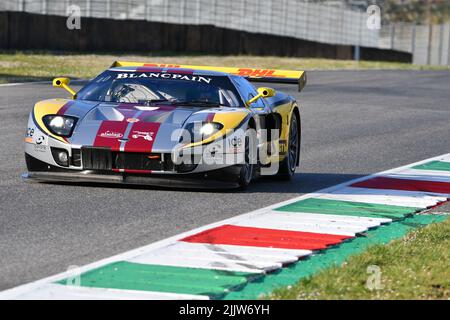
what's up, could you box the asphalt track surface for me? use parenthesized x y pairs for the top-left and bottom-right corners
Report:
(1, 70), (449, 290)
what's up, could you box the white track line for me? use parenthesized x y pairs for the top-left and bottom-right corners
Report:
(153, 242), (302, 264)
(234, 217), (365, 236)
(1, 152), (450, 299)
(133, 247), (285, 271)
(319, 187), (446, 208)
(0, 80), (87, 87)
(0, 81), (49, 87)
(262, 211), (392, 225)
(128, 254), (272, 273)
(12, 284), (209, 300)
(171, 243), (312, 258)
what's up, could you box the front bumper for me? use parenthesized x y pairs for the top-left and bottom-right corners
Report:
(22, 171), (240, 189)
(23, 154), (242, 189)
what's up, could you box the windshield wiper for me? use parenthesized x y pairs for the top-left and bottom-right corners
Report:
(140, 98), (168, 105)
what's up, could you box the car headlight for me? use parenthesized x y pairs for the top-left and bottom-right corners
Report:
(43, 115), (78, 137)
(183, 122), (223, 143)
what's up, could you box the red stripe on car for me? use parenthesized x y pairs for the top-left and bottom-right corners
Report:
(57, 101), (74, 115)
(124, 122), (161, 153)
(143, 63), (180, 68)
(166, 69), (194, 75)
(112, 169), (152, 174)
(180, 225), (350, 250)
(205, 113), (215, 122)
(93, 121), (129, 151)
(136, 67), (164, 73)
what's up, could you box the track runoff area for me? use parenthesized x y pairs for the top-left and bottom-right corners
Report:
(1, 153), (450, 300)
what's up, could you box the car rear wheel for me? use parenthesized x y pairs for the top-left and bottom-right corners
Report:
(276, 112), (300, 180)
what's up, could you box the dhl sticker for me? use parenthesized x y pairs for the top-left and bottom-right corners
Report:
(143, 64), (285, 77)
(236, 68), (285, 78)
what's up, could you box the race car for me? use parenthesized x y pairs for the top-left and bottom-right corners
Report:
(24, 62), (306, 189)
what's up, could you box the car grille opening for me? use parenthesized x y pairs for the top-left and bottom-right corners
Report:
(81, 147), (175, 172)
(71, 148), (81, 167)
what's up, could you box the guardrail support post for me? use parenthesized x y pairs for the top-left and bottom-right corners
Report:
(448, 25), (450, 65)
(438, 24), (444, 66)
(354, 46), (361, 62)
(86, 0), (91, 17)
(390, 24), (395, 49)
(106, 0), (111, 18)
(42, 0), (48, 14)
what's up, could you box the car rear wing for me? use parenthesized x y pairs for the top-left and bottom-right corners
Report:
(111, 61), (307, 92)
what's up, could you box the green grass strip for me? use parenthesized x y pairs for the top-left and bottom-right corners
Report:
(56, 262), (261, 299)
(270, 217), (450, 299)
(412, 161), (450, 172)
(223, 215), (447, 300)
(275, 198), (419, 219)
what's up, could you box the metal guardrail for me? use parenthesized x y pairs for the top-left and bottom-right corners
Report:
(379, 22), (450, 65)
(1, 0), (449, 65)
(0, 0), (379, 47)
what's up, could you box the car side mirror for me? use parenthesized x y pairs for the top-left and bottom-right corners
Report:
(246, 87), (276, 107)
(53, 77), (76, 98)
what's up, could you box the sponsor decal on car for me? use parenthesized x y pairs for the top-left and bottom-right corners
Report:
(25, 127), (36, 143)
(35, 135), (46, 145)
(26, 127), (35, 138)
(237, 68), (280, 77)
(99, 131), (124, 139)
(144, 63), (181, 68)
(115, 73), (212, 84)
(228, 136), (243, 148)
(131, 131), (154, 141)
(126, 118), (140, 123)
(34, 144), (47, 153)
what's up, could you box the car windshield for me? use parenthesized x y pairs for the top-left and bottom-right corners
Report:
(76, 70), (242, 107)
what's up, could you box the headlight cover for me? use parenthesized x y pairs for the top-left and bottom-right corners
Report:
(43, 115), (78, 137)
(183, 122), (224, 143)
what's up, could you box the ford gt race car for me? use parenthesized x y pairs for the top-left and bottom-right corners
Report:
(24, 62), (306, 188)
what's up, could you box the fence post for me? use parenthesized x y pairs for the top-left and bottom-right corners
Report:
(180, 0), (185, 24)
(209, 0), (215, 26)
(42, 0), (47, 14)
(268, 0), (272, 35)
(294, 0), (299, 39)
(282, 0), (288, 35)
(427, 24), (433, 65)
(106, 0), (111, 19)
(240, 0), (245, 30)
(354, 13), (362, 62)
(438, 24), (444, 65)
(390, 24), (395, 49)
(86, 0), (91, 17)
(196, 0), (201, 24)
(448, 24), (450, 65)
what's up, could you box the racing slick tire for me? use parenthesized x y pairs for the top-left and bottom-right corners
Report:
(238, 126), (257, 189)
(276, 112), (300, 180)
